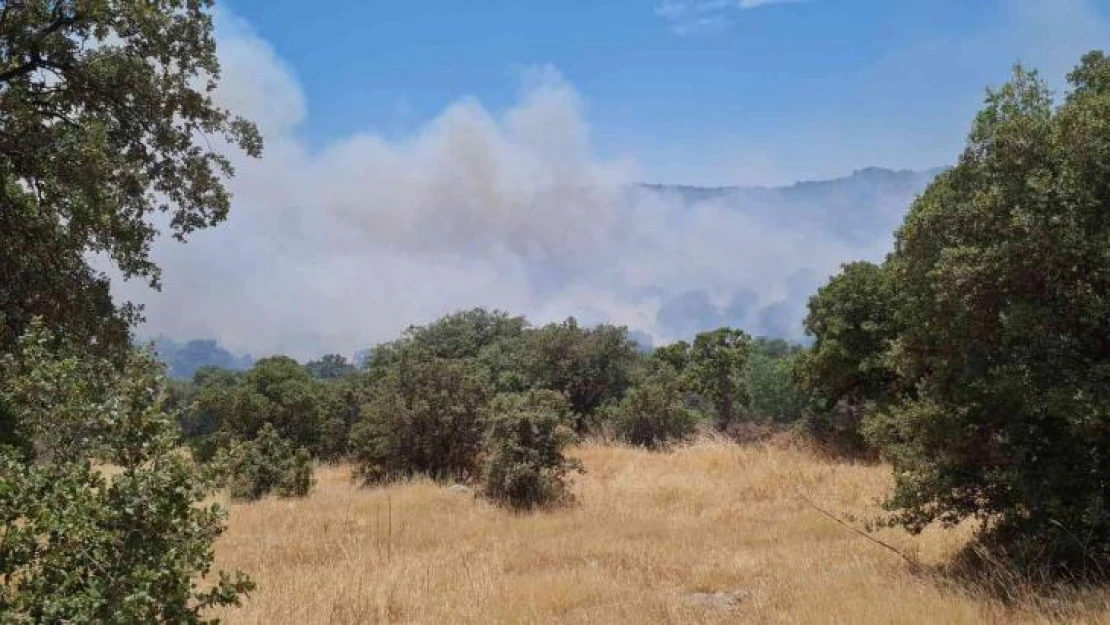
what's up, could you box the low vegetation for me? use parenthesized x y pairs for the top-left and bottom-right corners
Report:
(481, 390), (581, 510)
(1, 0), (1108, 620)
(0, 326), (252, 622)
(609, 365), (698, 449)
(220, 423), (315, 501)
(209, 440), (1110, 624)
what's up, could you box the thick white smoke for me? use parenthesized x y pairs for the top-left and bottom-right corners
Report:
(114, 2), (1109, 360)
(108, 12), (912, 359)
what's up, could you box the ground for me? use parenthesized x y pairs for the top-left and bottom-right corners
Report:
(212, 439), (1110, 624)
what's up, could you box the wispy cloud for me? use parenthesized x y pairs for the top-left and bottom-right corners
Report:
(656, 0), (800, 35)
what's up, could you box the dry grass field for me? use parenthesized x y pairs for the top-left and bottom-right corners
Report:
(211, 439), (1110, 624)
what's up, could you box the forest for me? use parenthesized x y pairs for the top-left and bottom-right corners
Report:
(1, 1), (1109, 623)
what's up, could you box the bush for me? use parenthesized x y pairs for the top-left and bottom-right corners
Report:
(482, 391), (582, 510)
(0, 325), (252, 622)
(798, 400), (877, 459)
(610, 367), (697, 449)
(351, 355), (491, 483)
(220, 423), (315, 501)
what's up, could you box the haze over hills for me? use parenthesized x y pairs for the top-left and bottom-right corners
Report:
(642, 166), (944, 245)
(148, 166), (940, 376)
(112, 20), (953, 365)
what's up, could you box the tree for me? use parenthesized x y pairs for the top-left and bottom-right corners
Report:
(609, 364), (697, 449)
(519, 318), (638, 432)
(215, 356), (326, 453)
(351, 354), (492, 483)
(869, 53), (1110, 572)
(305, 354), (356, 380)
(403, 308), (528, 361)
(482, 390), (582, 510)
(651, 340), (692, 373)
(0, 324), (252, 622)
(796, 262), (897, 453)
(744, 338), (807, 424)
(0, 0), (261, 355)
(221, 423), (314, 501)
(689, 328), (751, 430)
(366, 308), (529, 393)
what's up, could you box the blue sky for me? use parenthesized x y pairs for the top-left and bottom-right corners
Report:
(123, 0), (1110, 357)
(223, 0), (1110, 185)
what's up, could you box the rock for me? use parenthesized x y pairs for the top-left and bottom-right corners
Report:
(448, 484), (471, 495)
(682, 591), (744, 611)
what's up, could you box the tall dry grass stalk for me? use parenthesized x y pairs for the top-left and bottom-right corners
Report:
(211, 439), (1110, 624)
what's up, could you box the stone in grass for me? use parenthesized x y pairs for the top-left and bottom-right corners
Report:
(682, 590), (745, 611)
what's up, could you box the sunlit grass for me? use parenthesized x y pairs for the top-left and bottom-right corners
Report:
(212, 438), (1110, 624)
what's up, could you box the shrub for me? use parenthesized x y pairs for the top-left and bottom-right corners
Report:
(482, 391), (582, 510)
(610, 367), (697, 449)
(351, 355), (491, 483)
(220, 423), (315, 501)
(0, 325), (253, 622)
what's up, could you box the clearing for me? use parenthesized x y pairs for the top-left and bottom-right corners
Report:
(213, 439), (1110, 624)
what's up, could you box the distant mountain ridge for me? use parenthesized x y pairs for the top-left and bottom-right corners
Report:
(150, 167), (945, 366)
(640, 166), (945, 245)
(641, 166), (943, 197)
(631, 166), (944, 341)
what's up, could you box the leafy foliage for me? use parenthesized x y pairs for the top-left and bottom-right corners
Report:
(609, 364), (697, 449)
(364, 310), (638, 434)
(865, 53), (1110, 573)
(367, 308), (528, 380)
(743, 338), (807, 424)
(351, 354), (492, 483)
(689, 328), (751, 430)
(305, 354), (356, 381)
(0, 325), (252, 623)
(220, 423), (315, 501)
(796, 262), (897, 455)
(517, 318), (639, 432)
(0, 0), (261, 356)
(481, 390), (582, 510)
(186, 356), (344, 459)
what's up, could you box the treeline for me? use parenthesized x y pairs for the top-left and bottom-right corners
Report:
(1, 0), (1107, 617)
(169, 310), (809, 506)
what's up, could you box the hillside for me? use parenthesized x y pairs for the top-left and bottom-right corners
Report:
(641, 166), (943, 245)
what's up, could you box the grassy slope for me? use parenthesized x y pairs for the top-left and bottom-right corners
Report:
(212, 440), (1110, 624)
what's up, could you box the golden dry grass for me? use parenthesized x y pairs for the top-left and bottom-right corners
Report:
(211, 439), (1110, 624)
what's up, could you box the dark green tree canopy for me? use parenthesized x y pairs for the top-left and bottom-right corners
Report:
(305, 354), (356, 380)
(798, 261), (897, 410)
(689, 327), (750, 430)
(0, 0), (261, 353)
(517, 318), (639, 431)
(867, 52), (1110, 570)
